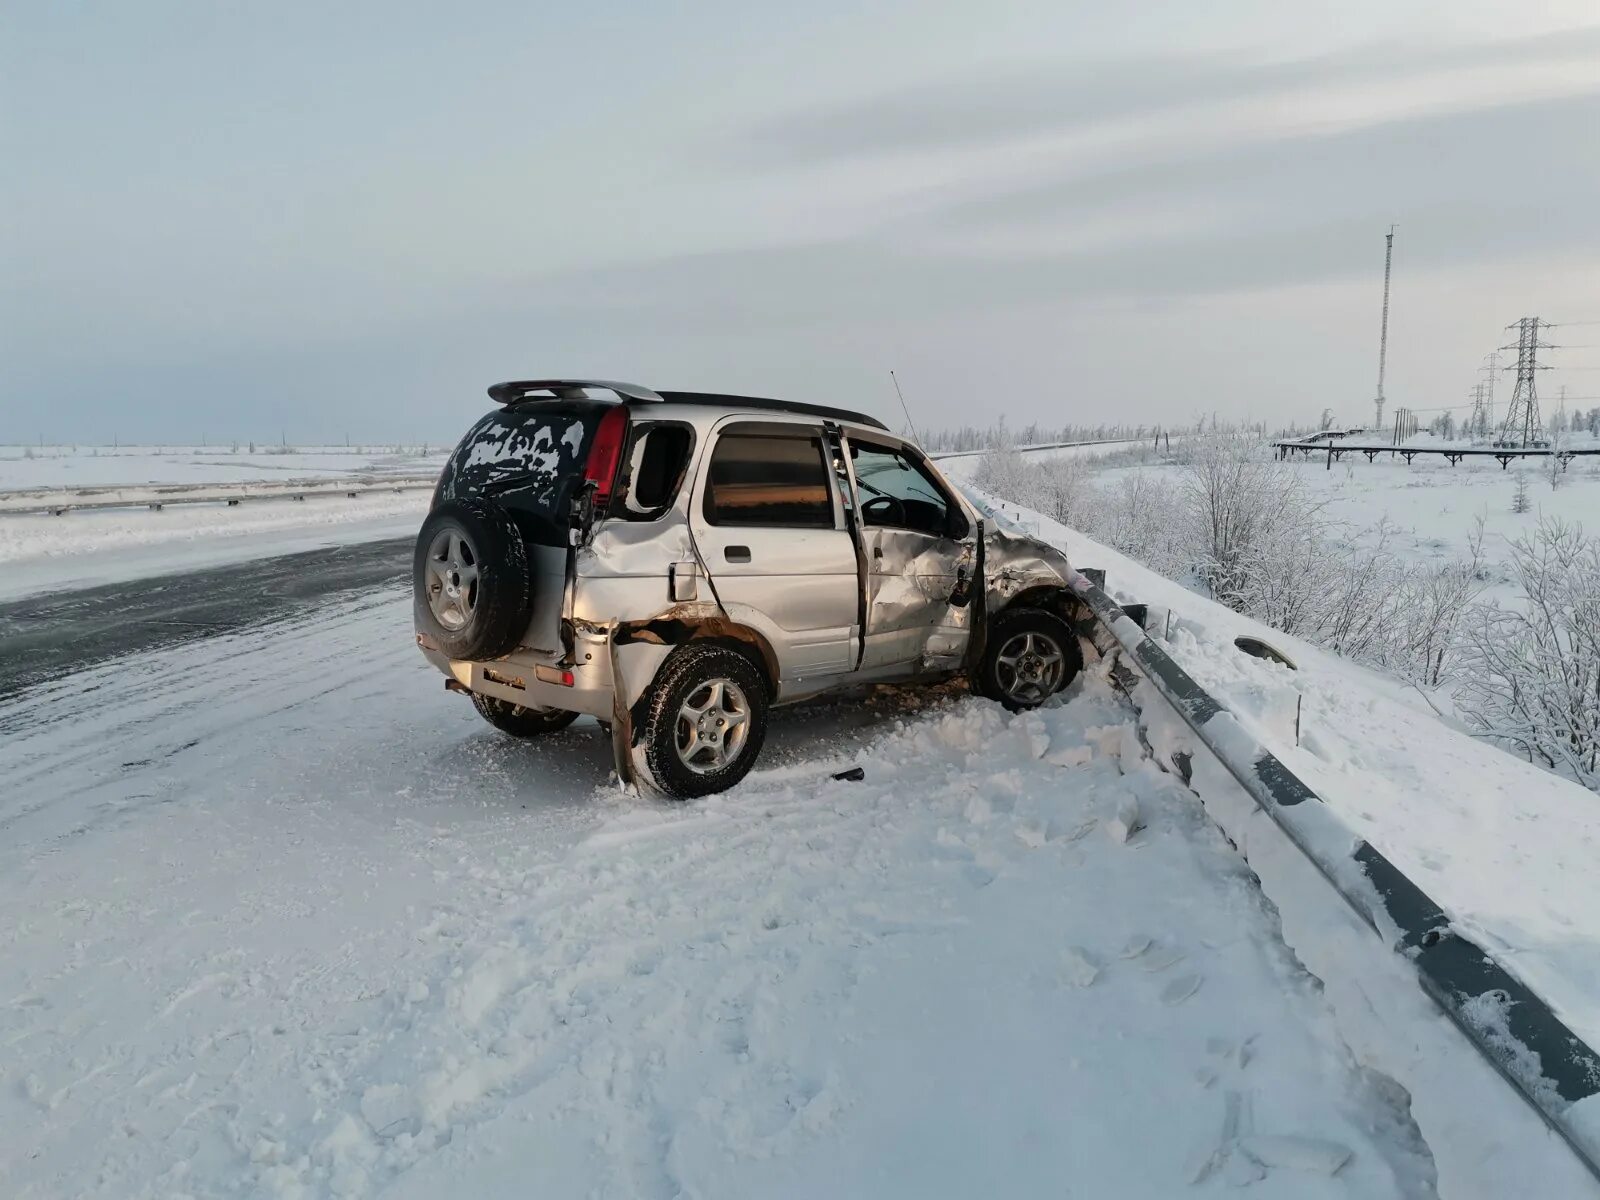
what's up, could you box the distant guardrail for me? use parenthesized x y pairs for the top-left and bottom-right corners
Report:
(0, 474), (439, 517)
(928, 437), (1141, 461)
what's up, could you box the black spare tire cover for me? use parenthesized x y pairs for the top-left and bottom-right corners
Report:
(413, 498), (532, 661)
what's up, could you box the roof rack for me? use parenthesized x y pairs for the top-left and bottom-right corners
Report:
(487, 381), (890, 432)
(488, 379), (663, 405)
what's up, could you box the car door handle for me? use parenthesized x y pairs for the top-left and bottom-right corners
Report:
(724, 545), (751, 563)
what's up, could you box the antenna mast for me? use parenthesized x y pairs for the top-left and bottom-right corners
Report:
(1374, 224), (1396, 431)
(889, 370), (922, 445)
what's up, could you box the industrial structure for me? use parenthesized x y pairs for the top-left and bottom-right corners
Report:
(1373, 225), (1396, 431)
(1495, 317), (1552, 448)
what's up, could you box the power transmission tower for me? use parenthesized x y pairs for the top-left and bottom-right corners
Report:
(1495, 317), (1554, 448)
(1467, 383), (1491, 439)
(1479, 350), (1499, 435)
(1373, 225), (1396, 431)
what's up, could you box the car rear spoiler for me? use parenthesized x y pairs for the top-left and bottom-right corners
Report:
(488, 380), (664, 405)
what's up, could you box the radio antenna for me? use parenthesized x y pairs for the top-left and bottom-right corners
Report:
(889, 369), (922, 444)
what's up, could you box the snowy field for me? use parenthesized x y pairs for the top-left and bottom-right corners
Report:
(933, 438), (1158, 476)
(0, 445), (447, 491)
(1285, 453), (1600, 599)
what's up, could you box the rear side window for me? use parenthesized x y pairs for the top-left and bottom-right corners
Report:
(704, 433), (834, 528)
(618, 424), (694, 520)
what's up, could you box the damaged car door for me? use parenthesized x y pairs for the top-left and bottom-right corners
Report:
(690, 421), (861, 679)
(844, 436), (976, 674)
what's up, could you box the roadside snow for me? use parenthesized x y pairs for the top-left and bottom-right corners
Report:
(1, 590), (1441, 1198)
(0, 446), (446, 490)
(0, 492), (429, 600)
(964, 484), (1600, 1194)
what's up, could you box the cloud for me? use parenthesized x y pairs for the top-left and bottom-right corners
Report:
(936, 91), (1600, 236)
(737, 27), (1600, 164)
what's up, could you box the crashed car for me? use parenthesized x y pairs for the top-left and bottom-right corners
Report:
(414, 380), (1085, 799)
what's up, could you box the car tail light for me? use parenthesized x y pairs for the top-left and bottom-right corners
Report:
(584, 404), (629, 509)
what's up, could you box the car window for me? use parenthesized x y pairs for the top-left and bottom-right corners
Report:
(618, 423), (693, 519)
(849, 441), (956, 537)
(704, 433), (835, 528)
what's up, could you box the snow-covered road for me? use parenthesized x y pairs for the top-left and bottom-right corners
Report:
(1, 581), (1437, 1198)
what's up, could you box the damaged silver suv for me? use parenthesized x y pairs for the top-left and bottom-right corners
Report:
(414, 380), (1084, 798)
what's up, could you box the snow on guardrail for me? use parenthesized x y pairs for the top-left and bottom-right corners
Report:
(0, 474), (439, 516)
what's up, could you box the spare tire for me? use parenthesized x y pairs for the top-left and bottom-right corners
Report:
(413, 498), (532, 660)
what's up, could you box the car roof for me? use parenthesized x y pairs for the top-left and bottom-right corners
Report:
(487, 379), (889, 433)
(652, 391), (889, 432)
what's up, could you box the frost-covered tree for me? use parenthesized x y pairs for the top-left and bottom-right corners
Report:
(1180, 430), (1320, 606)
(1457, 519), (1600, 789)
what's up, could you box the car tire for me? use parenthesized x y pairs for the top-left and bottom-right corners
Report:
(641, 643), (769, 800)
(973, 606), (1082, 712)
(470, 692), (579, 737)
(414, 499), (531, 661)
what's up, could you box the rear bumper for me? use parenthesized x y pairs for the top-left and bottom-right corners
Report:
(416, 635), (615, 720)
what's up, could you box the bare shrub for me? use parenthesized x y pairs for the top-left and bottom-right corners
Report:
(1456, 518), (1600, 788)
(1180, 431), (1323, 606)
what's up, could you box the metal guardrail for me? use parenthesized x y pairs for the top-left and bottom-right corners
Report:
(1066, 567), (1600, 1183)
(0, 475), (438, 517)
(928, 437), (1140, 461)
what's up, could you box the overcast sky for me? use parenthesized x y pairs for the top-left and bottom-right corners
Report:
(4, 2), (1599, 443)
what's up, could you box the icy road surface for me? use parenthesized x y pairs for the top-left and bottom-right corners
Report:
(0, 576), (1440, 1198)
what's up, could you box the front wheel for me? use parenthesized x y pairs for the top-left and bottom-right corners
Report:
(640, 644), (769, 800)
(471, 691), (579, 737)
(973, 607), (1082, 711)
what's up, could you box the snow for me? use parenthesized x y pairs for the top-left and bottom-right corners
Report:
(1281, 452), (1600, 601)
(3, 589), (1455, 1198)
(0, 493), (430, 601)
(1079, 451), (1600, 607)
(964, 483), (1600, 1192)
(0, 445), (442, 600)
(4, 438), (1599, 1194)
(968, 482), (1600, 1038)
(0, 445), (446, 491)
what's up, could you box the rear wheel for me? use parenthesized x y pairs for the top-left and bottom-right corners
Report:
(974, 607), (1081, 711)
(471, 692), (579, 737)
(641, 644), (769, 800)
